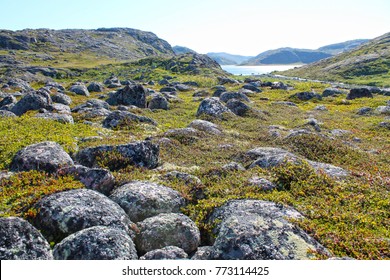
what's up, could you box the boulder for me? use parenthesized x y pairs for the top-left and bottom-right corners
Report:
(217, 77), (239, 85)
(188, 119), (222, 135)
(207, 200), (330, 260)
(357, 107), (373, 115)
(109, 181), (186, 223)
(53, 226), (138, 260)
(58, 165), (115, 195)
(103, 110), (157, 129)
(11, 92), (52, 116)
(247, 177), (277, 191)
(314, 105), (328, 111)
(379, 122), (390, 129)
(45, 81), (65, 91)
(0, 110), (17, 117)
(106, 84), (147, 108)
(140, 246), (188, 260)
(196, 97), (233, 119)
(322, 88), (344, 97)
(346, 88), (373, 100)
(191, 246), (214, 260)
(226, 99), (251, 116)
(6, 78), (32, 92)
(271, 82), (288, 90)
(220, 92), (250, 103)
(31, 189), (136, 243)
(148, 94), (169, 110)
(72, 99), (110, 112)
(51, 93), (72, 105)
(35, 112), (74, 124)
(0, 95), (17, 107)
(135, 213), (200, 255)
(49, 103), (71, 114)
(290, 91), (322, 101)
(0, 217), (53, 260)
(222, 162), (246, 172)
(246, 147), (349, 179)
(174, 84), (192, 92)
(75, 140), (159, 170)
(87, 82), (104, 93)
(69, 84), (90, 96)
(10, 141), (74, 173)
(375, 106), (390, 115)
(272, 101), (298, 107)
(242, 83), (262, 93)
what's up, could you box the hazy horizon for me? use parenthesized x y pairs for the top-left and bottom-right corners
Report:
(1, 0), (389, 56)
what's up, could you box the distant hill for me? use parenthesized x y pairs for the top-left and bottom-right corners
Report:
(207, 52), (254, 65)
(173, 45), (197, 55)
(276, 32), (390, 87)
(242, 48), (332, 65)
(318, 39), (369, 55)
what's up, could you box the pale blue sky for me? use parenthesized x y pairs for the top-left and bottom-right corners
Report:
(0, 0), (389, 55)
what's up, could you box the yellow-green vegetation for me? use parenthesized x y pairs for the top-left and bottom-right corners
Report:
(0, 170), (84, 218)
(0, 115), (98, 169)
(1, 66), (389, 259)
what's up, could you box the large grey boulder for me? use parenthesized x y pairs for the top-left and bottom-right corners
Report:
(290, 91), (322, 101)
(135, 213), (200, 255)
(35, 112), (74, 124)
(140, 246), (188, 260)
(375, 106), (390, 115)
(10, 141), (74, 174)
(220, 92), (250, 103)
(72, 99), (110, 112)
(196, 97), (233, 119)
(226, 99), (251, 116)
(31, 189), (136, 243)
(148, 94), (169, 110)
(53, 226), (138, 260)
(0, 217), (53, 260)
(110, 181), (186, 223)
(11, 92), (52, 116)
(246, 147), (349, 179)
(106, 84), (147, 108)
(75, 141), (159, 170)
(242, 83), (262, 93)
(0, 110), (17, 117)
(188, 119), (222, 135)
(69, 83), (90, 96)
(322, 88), (344, 97)
(0, 95), (17, 107)
(346, 88), (373, 100)
(58, 165), (115, 195)
(207, 200), (330, 260)
(87, 82), (104, 93)
(102, 110), (157, 129)
(51, 93), (72, 105)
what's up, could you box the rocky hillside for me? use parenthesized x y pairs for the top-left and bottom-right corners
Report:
(207, 52), (254, 65)
(318, 39), (369, 55)
(243, 48), (332, 65)
(0, 28), (174, 61)
(173, 46), (197, 55)
(277, 32), (390, 87)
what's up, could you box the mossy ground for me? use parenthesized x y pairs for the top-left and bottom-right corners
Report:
(0, 66), (389, 259)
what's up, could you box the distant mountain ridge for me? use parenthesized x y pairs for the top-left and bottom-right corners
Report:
(318, 39), (369, 55)
(242, 48), (332, 65)
(276, 32), (390, 87)
(207, 52), (254, 65)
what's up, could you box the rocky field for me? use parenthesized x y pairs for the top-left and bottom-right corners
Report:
(0, 29), (389, 260)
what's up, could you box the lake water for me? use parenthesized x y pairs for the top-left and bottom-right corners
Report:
(221, 65), (303, 76)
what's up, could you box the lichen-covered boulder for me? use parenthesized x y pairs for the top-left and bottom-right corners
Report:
(226, 99), (252, 116)
(69, 83), (90, 96)
(110, 181), (186, 223)
(58, 165), (115, 195)
(188, 119), (222, 135)
(148, 94), (169, 110)
(10, 141), (74, 173)
(75, 140), (159, 170)
(51, 93), (72, 105)
(11, 92), (52, 116)
(290, 91), (322, 101)
(220, 92), (250, 103)
(31, 189), (136, 243)
(102, 110), (157, 128)
(53, 226), (138, 260)
(35, 112), (74, 124)
(87, 82), (104, 93)
(0, 110), (17, 117)
(0, 217), (53, 260)
(135, 213), (200, 255)
(346, 88), (373, 100)
(196, 97), (233, 119)
(207, 200), (330, 260)
(140, 246), (188, 260)
(247, 177), (277, 191)
(106, 84), (147, 108)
